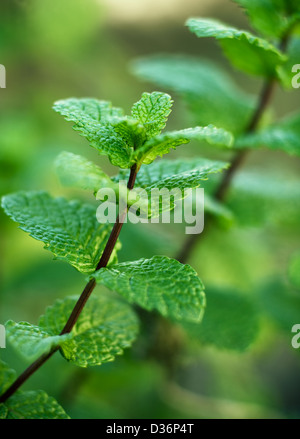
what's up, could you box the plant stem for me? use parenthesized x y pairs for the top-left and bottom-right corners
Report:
(0, 164), (138, 404)
(176, 78), (276, 264)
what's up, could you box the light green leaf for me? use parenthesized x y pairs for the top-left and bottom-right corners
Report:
(5, 321), (71, 362)
(227, 171), (300, 228)
(288, 251), (300, 289)
(130, 54), (255, 134)
(236, 112), (300, 156)
(0, 361), (69, 419)
(0, 360), (17, 395)
(131, 91), (173, 139)
(53, 98), (135, 168)
(259, 279), (300, 331)
(40, 295), (139, 367)
(4, 390), (70, 419)
(135, 126), (234, 165)
(186, 18), (285, 77)
(1, 191), (120, 274)
(92, 256), (206, 323)
(183, 287), (259, 351)
(55, 151), (115, 192)
(233, 0), (297, 38)
(5, 296), (139, 368)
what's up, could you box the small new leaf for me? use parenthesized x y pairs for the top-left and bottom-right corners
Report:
(1, 191), (120, 274)
(131, 91), (173, 139)
(186, 18), (285, 77)
(92, 256), (206, 323)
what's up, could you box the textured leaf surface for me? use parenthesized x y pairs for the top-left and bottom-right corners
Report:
(115, 158), (229, 217)
(236, 112), (300, 156)
(1, 191), (120, 274)
(0, 360), (16, 395)
(4, 391), (70, 419)
(0, 361), (69, 419)
(135, 126), (233, 164)
(131, 55), (255, 134)
(117, 158), (229, 190)
(55, 151), (116, 192)
(186, 18), (285, 77)
(5, 321), (71, 361)
(40, 295), (139, 367)
(5, 296), (138, 367)
(53, 98), (135, 168)
(183, 287), (259, 351)
(131, 91), (173, 139)
(93, 256), (206, 322)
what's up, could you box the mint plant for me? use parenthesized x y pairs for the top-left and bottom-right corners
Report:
(131, 1), (300, 264)
(0, 92), (232, 418)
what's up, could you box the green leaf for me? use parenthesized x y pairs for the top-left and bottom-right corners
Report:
(135, 126), (234, 165)
(0, 361), (69, 419)
(0, 360), (17, 395)
(53, 98), (135, 168)
(131, 91), (173, 139)
(5, 295), (139, 368)
(186, 18), (285, 77)
(204, 194), (235, 228)
(92, 256), (206, 323)
(233, 0), (297, 38)
(4, 390), (70, 419)
(183, 287), (259, 351)
(40, 295), (139, 367)
(55, 151), (116, 192)
(5, 321), (71, 362)
(130, 54), (255, 134)
(277, 37), (300, 89)
(1, 191), (120, 274)
(117, 158), (229, 190)
(236, 112), (300, 156)
(288, 251), (300, 289)
(115, 158), (229, 217)
(259, 279), (300, 331)
(227, 171), (300, 228)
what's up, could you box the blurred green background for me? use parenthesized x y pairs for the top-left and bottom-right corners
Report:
(0, 0), (300, 419)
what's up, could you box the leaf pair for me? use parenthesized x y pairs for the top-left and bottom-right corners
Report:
(0, 361), (69, 419)
(53, 93), (233, 168)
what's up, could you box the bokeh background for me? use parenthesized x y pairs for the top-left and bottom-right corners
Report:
(0, 0), (300, 419)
